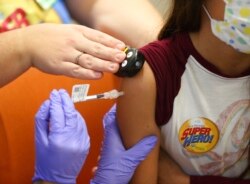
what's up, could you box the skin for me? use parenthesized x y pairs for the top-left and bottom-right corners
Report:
(0, 23), (126, 88)
(117, 0), (250, 183)
(1, 0), (163, 87)
(158, 148), (189, 184)
(117, 62), (161, 184)
(191, 0), (250, 77)
(25, 1), (162, 183)
(66, 0), (163, 48)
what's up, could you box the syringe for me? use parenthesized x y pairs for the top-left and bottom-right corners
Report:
(83, 89), (124, 101)
(71, 84), (124, 103)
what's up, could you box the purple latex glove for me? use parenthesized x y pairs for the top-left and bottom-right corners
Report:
(33, 89), (90, 184)
(90, 105), (157, 184)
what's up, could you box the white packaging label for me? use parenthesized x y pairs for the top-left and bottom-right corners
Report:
(71, 84), (89, 103)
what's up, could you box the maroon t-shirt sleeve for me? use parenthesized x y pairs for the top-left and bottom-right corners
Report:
(191, 175), (250, 184)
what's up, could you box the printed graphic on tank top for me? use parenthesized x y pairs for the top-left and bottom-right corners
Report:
(161, 55), (250, 178)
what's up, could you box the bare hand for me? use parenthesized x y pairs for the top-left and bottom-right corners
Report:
(22, 23), (126, 79)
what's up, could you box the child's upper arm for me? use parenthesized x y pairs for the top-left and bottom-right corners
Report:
(117, 62), (160, 184)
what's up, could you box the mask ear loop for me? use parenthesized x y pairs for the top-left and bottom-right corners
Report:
(202, 4), (212, 20)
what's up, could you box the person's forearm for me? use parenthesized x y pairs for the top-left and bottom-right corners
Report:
(66, 0), (163, 48)
(0, 29), (30, 87)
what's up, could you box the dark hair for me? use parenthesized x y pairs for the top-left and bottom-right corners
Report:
(158, 0), (204, 40)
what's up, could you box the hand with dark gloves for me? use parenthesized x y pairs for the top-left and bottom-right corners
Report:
(90, 105), (157, 184)
(33, 89), (90, 184)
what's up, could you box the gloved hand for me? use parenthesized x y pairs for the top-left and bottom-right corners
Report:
(33, 89), (90, 184)
(90, 105), (157, 184)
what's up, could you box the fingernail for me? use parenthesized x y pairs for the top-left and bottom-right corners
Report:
(109, 63), (119, 71)
(116, 53), (126, 62)
(94, 72), (102, 78)
(116, 43), (125, 50)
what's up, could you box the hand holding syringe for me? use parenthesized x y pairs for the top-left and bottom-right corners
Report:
(71, 84), (124, 103)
